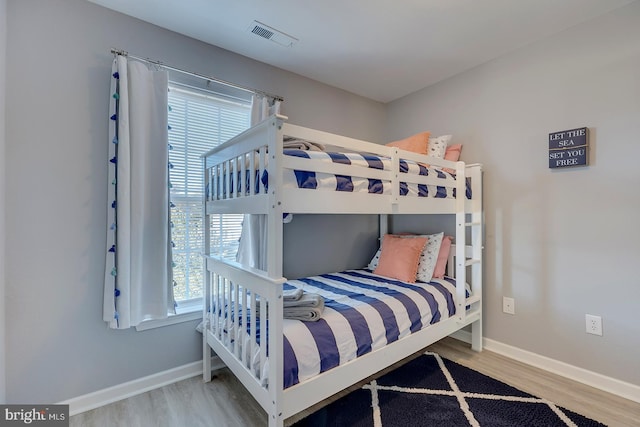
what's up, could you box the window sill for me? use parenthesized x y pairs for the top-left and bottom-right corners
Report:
(135, 299), (203, 331)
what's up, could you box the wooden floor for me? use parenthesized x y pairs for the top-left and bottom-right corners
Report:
(70, 337), (640, 427)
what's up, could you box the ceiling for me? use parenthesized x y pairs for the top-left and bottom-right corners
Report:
(87, 0), (636, 103)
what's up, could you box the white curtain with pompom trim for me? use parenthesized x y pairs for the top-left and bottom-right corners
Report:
(103, 56), (175, 329)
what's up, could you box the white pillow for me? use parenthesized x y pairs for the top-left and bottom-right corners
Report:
(367, 249), (382, 271)
(427, 135), (452, 159)
(367, 232), (444, 283)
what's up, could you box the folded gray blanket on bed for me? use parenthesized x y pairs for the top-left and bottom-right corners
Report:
(283, 293), (325, 322)
(283, 288), (303, 302)
(283, 136), (325, 152)
(255, 291), (325, 322)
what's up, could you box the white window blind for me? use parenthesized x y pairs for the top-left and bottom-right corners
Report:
(168, 85), (250, 303)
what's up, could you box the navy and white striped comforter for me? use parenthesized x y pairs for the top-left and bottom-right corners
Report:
(282, 149), (472, 199)
(280, 270), (460, 388)
(209, 150), (471, 199)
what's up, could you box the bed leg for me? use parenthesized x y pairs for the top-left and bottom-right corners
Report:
(203, 328), (212, 382)
(471, 318), (483, 352)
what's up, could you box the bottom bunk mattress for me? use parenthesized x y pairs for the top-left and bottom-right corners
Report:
(276, 270), (462, 388)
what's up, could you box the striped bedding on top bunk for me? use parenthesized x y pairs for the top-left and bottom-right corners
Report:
(279, 269), (460, 388)
(282, 149), (471, 199)
(208, 150), (471, 200)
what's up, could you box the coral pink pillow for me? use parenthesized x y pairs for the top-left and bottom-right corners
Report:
(432, 235), (452, 279)
(444, 144), (462, 161)
(374, 234), (428, 283)
(386, 131), (431, 155)
(443, 144), (463, 174)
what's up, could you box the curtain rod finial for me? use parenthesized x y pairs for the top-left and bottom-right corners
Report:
(111, 48), (128, 56)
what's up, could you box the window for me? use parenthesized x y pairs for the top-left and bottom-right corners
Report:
(168, 85), (251, 309)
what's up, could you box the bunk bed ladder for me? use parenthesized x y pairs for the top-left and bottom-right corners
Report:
(455, 163), (483, 351)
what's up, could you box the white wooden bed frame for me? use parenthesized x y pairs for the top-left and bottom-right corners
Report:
(201, 115), (483, 426)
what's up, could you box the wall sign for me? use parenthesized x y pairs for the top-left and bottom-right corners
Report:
(549, 127), (589, 169)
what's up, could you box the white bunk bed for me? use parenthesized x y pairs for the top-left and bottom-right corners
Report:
(201, 114), (483, 427)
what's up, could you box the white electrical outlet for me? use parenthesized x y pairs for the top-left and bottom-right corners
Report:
(503, 297), (515, 315)
(585, 314), (603, 336)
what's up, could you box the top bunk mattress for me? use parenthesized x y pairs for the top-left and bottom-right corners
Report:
(208, 149), (472, 200)
(282, 149), (471, 199)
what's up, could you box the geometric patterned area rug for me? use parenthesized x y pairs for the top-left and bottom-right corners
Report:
(292, 352), (606, 427)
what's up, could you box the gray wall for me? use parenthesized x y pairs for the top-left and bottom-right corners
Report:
(4, 0), (384, 403)
(0, 0), (6, 404)
(7, 0), (638, 406)
(387, 2), (640, 386)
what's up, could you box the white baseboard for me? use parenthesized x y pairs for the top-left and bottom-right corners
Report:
(64, 333), (640, 416)
(449, 330), (640, 404)
(61, 356), (226, 416)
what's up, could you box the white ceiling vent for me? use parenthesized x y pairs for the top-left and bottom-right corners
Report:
(247, 20), (298, 47)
